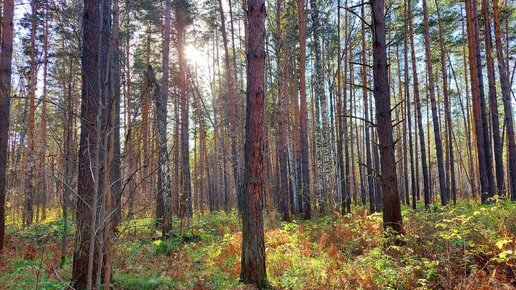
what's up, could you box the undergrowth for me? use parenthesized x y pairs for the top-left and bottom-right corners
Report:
(0, 199), (514, 289)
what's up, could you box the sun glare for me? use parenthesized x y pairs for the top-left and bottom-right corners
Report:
(185, 44), (206, 67)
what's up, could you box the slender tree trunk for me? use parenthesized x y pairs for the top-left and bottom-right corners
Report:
(337, 0), (346, 214)
(156, 0), (173, 235)
(240, 0), (267, 287)
(218, 0), (240, 214)
(361, 2), (375, 213)
(434, 0), (457, 205)
(0, 0), (14, 253)
(297, 0), (311, 220)
(465, 0), (496, 203)
(403, 0), (416, 208)
(110, 0), (122, 229)
(493, 0), (516, 199)
(275, 0), (290, 222)
(310, 0), (329, 214)
(370, 0), (403, 234)
(422, 0), (448, 205)
(26, 0), (37, 227)
(481, 0), (504, 195)
(38, 3), (50, 221)
(408, 0), (430, 208)
(176, 5), (192, 219)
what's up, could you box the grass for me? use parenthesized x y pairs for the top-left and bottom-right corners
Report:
(0, 199), (514, 289)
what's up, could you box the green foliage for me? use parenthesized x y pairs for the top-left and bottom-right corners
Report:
(1, 201), (514, 289)
(113, 273), (176, 290)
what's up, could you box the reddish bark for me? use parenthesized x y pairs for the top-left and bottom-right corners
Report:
(240, 0), (267, 287)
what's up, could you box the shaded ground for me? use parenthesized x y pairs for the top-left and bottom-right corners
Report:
(0, 200), (515, 289)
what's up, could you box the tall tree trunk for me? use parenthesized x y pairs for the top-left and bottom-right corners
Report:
(275, 0), (290, 222)
(402, 0), (416, 208)
(176, 4), (192, 219)
(39, 1), (49, 221)
(217, 0), (240, 213)
(465, 0), (496, 203)
(408, 0), (430, 208)
(361, 1), (375, 213)
(26, 0), (37, 227)
(434, 0), (457, 205)
(337, 0), (346, 214)
(422, 0), (448, 206)
(370, 0), (403, 234)
(310, 0), (329, 214)
(240, 0), (267, 287)
(297, 0), (311, 220)
(481, 0), (504, 195)
(72, 0), (111, 287)
(493, 0), (516, 199)
(110, 0), (122, 229)
(0, 0), (14, 253)
(156, 0), (173, 235)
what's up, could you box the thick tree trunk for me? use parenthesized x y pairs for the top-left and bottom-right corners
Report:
(0, 0), (14, 253)
(72, 0), (111, 287)
(240, 0), (267, 287)
(370, 0), (403, 234)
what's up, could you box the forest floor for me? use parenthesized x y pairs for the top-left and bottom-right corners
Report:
(0, 200), (515, 289)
